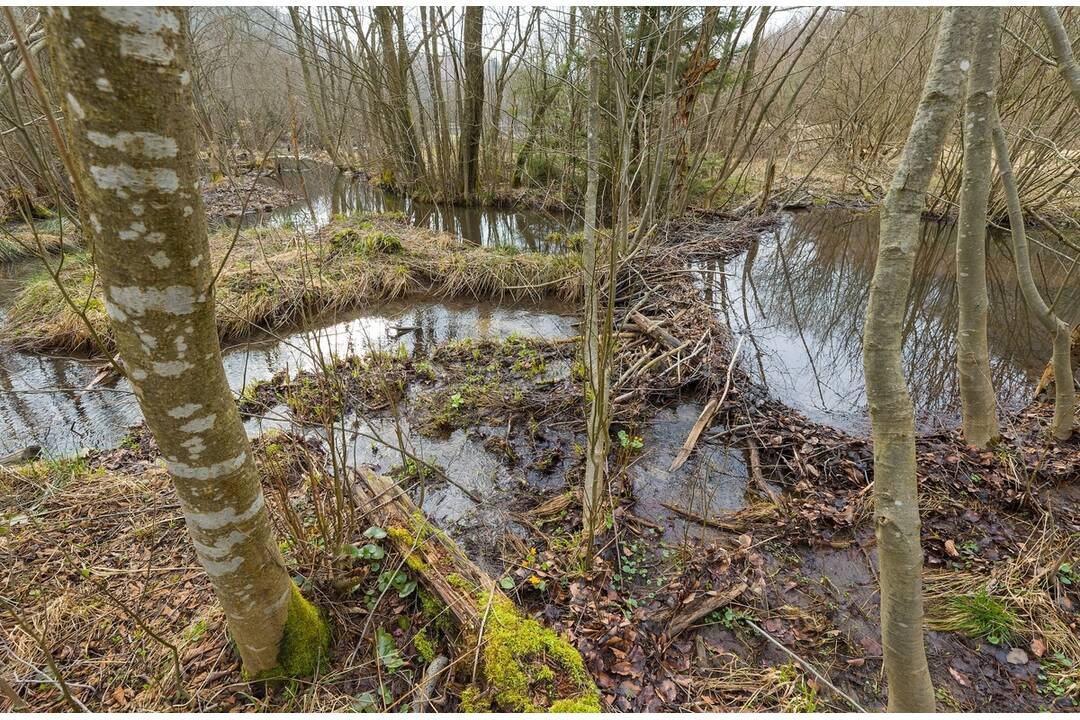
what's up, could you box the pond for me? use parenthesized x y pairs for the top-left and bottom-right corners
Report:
(0, 294), (575, 459)
(714, 208), (1080, 432)
(4, 198), (1077, 458)
(227, 164), (580, 253)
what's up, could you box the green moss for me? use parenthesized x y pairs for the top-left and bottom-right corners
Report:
(413, 629), (436, 664)
(250, 582), (331, 681)
(387, 525), (431, 573)
(419, 590), (452, 636)
(471, 593), (599, 712)
(460, 685), (491, 712)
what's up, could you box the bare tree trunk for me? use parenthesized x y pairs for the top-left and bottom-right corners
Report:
(669, 7), (720, 217)
(955, 8), (1000, 447)
(288, 7), (340, 169)
(992, 111), (1075, 440)
(46, 7), (328, 678)
(863, 7), (973, 711)
(1038, 7), (1080, 109)
(581, 10), (607, 545)
(459, 7), (484, 200)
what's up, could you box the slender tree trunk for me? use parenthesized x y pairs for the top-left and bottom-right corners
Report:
(955, 8), (1000, 447)
(459, 7), (484, 200)
(863, 7), (973, 711)
(669, 7), (720, 215)
(511, 9), (574, 188)
(1038, 7), (1080, 109)
(1036, 6), (1080, 399)
(992, 111), (1075, 440)
(288, 7), (340, 169)
(46, 7), (328, 678)
(581, 12), (606, 544)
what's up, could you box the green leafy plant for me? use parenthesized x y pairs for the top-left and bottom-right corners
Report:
(375, 627), (405, 672)
(617, 429), (643, 452)
(1058, 562), (1076, 587)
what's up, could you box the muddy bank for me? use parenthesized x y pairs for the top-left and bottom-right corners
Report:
(1, 207), (1077, 711)
(4, 316), (1077, 711)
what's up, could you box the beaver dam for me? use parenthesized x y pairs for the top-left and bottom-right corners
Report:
(2, 166), (1078, 712)
(4, 5), (1080, 714)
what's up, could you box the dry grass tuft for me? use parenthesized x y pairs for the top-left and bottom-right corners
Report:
(925, 519), (1080, 662)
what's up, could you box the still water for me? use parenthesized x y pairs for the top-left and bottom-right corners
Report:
(3, 195), (1077, 457)
(713, 209), (1080, 432)
(229, 164), (580, 253)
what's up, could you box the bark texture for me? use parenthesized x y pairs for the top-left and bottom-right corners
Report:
(46, 7), (326, 677)
(1039, 7), (1080, 109)
(581, 16), (607, 541)
(459, 7), (484, 200)
(992, 112), (1075, 440)
(955, 8), (1000, 447)
(862, 7), (973, 711)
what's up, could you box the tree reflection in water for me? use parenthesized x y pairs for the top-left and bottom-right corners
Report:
(711, 208), (1080, 432)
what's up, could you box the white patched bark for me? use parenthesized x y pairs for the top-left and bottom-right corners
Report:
(47, 7), (293, 675)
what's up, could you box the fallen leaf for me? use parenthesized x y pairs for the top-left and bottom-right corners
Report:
(1006, 648), (1029, 665)
(948, 667), (970, 687)
(1030, 638), (1046, 658)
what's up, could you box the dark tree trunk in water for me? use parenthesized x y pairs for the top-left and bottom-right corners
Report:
(459, 7), (484, 200)
(46, 6), (327, 678)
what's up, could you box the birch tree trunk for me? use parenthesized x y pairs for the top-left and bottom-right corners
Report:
(46, 7), (328, 678)
(992, 112), (1075, 440)
(955, 8), (1000, 447)
(581, 11), (607, 545)
(862, 7), (973, 711)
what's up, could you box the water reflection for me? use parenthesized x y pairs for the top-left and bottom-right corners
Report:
(716, 209), (1080, 431)
(0, 296), (574, 459)
(227, 165), (580, 253)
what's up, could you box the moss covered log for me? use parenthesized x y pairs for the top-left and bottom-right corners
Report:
(353, 469), (599, 712)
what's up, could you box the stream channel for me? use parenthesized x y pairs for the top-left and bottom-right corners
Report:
(2, 167), (1076, 545)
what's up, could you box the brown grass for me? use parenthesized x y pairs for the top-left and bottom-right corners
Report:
(0, 439), (400, 711)
(0, 213), (581, 355)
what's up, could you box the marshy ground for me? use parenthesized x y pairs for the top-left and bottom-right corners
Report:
(1, 171), (1078, 711)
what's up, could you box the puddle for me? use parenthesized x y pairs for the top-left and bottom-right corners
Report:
(226, 164), (580, 252)
(716, 208), (1080, 432)
(628, 402), (750, 543)
(0, 297), (575, 459)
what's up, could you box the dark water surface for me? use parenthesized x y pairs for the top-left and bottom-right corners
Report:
(713, 209), (1080, 432)
(231, 164), (580, 253)
(4, 199), (1077, 459)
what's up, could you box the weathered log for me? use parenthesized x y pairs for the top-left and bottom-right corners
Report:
(351, 469), (600, 712)
(659, 582), (748, 639)
(628, 310), (681, 350)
